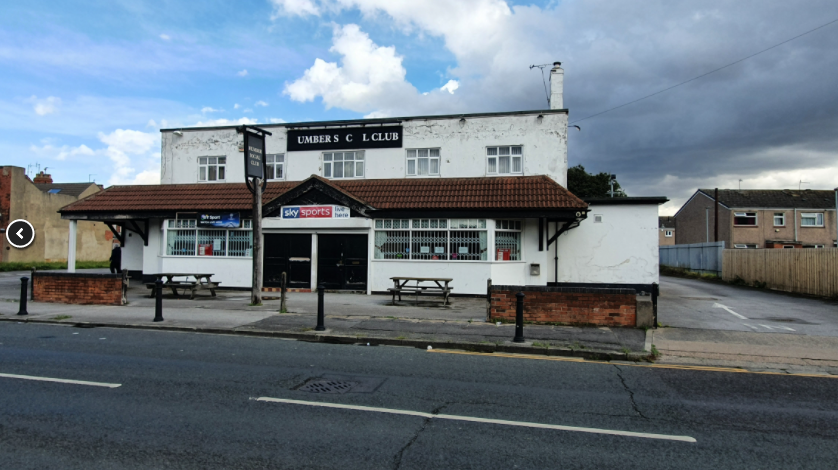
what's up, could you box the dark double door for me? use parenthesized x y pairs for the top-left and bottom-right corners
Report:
(318, 234), (368, 290)
(264, 234), (311, 288)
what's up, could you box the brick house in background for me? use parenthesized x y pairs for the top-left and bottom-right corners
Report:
(658, 216), (675, 246)
(1, 166), (114, 263)
(674, 189), (837, 248)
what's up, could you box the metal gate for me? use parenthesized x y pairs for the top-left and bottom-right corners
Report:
(317, 234), (368, 290)
(264, 234), (311, 288)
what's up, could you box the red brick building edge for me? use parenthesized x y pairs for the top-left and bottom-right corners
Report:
(489, 285), (637, 327)
(32, 272), (125, 306)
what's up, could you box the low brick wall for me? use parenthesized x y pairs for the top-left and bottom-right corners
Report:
(489, 285), (637, 327)
(33, 272), (125, 306)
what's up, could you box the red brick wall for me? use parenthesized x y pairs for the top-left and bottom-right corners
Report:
(490, 286), (636, 327)
(0, 168), (12, 262)
(33, 273), (124, 306)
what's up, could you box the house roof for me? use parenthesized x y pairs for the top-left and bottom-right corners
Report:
(659, 216), (676, 229)
(697, 189), (837, 209)
(34, 183), (99, 197)
(60, 175), (587, 215)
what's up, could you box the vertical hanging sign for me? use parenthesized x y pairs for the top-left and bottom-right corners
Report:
(244, 131), (265, 179)
(239, 125), (272, 306)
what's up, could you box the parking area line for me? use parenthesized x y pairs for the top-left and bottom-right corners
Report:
(427, 349), (838, 379)
(0, 372), (121, 388)
(256, 397), (696, 442)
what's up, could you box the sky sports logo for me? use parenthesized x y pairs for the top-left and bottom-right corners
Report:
(281, 206), (350, 219)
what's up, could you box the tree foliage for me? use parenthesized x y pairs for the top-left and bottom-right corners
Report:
(566, 165), (626, 198)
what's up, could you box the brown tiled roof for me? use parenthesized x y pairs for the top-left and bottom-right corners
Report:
(698, 189), (837, 209)
(34, 183), (99, 197)
(659, 216), (675, 229)
(61, 175), (586, 213)
(61, 182), (296, 213)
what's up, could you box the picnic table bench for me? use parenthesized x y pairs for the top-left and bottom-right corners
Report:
(388, 277), (453, 305)
(146, 273), (220, 300)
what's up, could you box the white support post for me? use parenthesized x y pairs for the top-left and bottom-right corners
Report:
(310, 233), (318, 289)
(67, 220), (77, 273)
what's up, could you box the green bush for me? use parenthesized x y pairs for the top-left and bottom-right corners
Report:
(0, 261), (110, 272)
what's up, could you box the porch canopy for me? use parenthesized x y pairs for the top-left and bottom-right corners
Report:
(59, 174), (589, 253)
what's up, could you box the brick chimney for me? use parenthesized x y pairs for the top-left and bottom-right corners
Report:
(550, 62), (563, 110)
(33, 171), (53, 184)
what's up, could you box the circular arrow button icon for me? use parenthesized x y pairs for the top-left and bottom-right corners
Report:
(6, 219), (35, 249)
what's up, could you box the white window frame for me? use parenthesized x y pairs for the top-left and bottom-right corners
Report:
(733, 244), (759, 249)
(266, 154), (285, 180)
(800, 213), (824, 227)
(406, 148), (440, 176)
(733, 212), (757, 226)
(198, 156), (226, 182)
(373, 219), (488, 261)
(164, 219), (252, 257)
(323, 151), (364, 179)
(664, 230), (673, 237)
(486, 146), (523, 175)
(494, 219), (523, 261)
(773, 212), (785, 227)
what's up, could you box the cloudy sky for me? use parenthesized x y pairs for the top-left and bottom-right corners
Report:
(3, 0), (838, 214)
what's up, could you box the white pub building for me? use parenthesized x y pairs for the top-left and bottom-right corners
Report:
(61, 63), (665, 295)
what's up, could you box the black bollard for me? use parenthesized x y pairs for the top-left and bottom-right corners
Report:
(153, 280), (164, 322)
(18, 277), (29, 316)
(315, 283), (326, 331)
(513, 291), (525, 343)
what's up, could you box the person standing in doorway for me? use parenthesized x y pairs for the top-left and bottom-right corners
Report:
(109, 243), (122, 274)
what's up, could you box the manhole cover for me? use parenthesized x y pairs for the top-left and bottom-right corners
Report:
(298, 379), (357, 394)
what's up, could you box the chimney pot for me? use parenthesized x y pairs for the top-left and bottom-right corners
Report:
(33, 171), (53, 184)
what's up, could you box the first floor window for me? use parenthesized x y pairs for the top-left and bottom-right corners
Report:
(664, 230), (673, 237)
(199, 156), (226, 182)
(733, 212), (757, 226)
(266, 154), (285, 180)
(487, 146), (522, 175)
(495, 220), (522, 260)
(324, 151), (364, 178)
(773, 212), (785, 226)
(801, 213), (824, 227)
(406, 149), (440, 176)
(165, 219), (252, 256)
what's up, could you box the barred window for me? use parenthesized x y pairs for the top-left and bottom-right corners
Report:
(495, 219), (522, 261)
(373, 219), (487, 261)
(165, 219), (252, 257)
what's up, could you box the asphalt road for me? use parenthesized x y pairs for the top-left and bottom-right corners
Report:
(1, 323), (837, 469)
(659, 275), (838, 336)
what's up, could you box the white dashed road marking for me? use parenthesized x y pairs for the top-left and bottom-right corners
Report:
(713, 303), (747, 320)
(0, 373), (121, 388)
(257, 397), (697, 443)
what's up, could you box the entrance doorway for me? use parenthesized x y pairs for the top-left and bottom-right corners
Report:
(317, 234), (368, 290)
(264, 234), (311, 288)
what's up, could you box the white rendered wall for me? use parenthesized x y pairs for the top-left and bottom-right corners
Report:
(161, 113), (568, 186)
(121, 231), (143, 271)
(556, 205), (660, 284)
(159, 257), (253, 288)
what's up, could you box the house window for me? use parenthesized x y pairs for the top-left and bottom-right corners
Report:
(165, 219), (252, 257)
(664, 230), (673, 237)
(406, 149), (440, 176)
(733, 244), (759, 249)
(783, 245), (795, 249)
(323, 152), (364, 178)
(733, 212), (757, 226)
(495, 220), (522, 261)
(773, 213), (785, 226)
(198, 157), (226, 182)
(801, 213), (824, 227)
(486, 146), (522, 175)
(814, 245), (826, 249)
(266, 154), (285, 180)
(373, 219), (487, 261)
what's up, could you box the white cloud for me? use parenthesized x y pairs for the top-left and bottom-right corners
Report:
(242, 108), (253, 113)
(237, 69), (248, 77)
(159, 34), (171, 41)
(440, 79), (459, 94)
(269, 118), (286, 123)
(30, 143), (95, 161)
(270, 0), (321, 18)
(255, 100), (269, 107)
(190, 117), (258, 127)
(201, 106), (222, 113)
(146, 119), (157, 128)
(97, 129), (159, 185)
(363, 111), (389, 118)
(30, 96), (61, 116)
(131, 169), (161, 185)
(234, 103), (241, 109)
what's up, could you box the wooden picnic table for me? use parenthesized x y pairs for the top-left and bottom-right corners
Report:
(388, 277), (453, 305)
(146, 273), (220, 299)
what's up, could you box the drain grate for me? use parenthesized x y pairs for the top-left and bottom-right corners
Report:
(299, 379), (357, 394)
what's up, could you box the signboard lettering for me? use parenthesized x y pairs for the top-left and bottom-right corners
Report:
(198, 213), (241, 228)
(244, 131), (265, 179)
(287, 126), (403, 151)
(281, 205), (351, 219)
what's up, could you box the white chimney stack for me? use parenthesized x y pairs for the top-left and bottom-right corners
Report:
(549, 62), (563, 110)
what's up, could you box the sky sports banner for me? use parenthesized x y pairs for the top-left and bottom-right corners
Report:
(287, 126), (402, 151)
(281, 205), (350, 219)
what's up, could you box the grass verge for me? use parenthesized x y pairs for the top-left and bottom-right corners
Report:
(0, 261), (109, 272)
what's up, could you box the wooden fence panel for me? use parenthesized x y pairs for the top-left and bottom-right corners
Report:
(723, 249), (838, 297)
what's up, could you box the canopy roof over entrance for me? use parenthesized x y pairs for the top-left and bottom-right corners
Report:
(59, 174), (588, 221)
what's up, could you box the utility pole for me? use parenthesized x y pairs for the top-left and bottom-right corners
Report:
(239, 125), (272, 305)
(609, 174), (617, 198)
(714, 188), (719, 243)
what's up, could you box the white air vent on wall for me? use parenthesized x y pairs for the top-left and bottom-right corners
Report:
(594, 215), (603, 223)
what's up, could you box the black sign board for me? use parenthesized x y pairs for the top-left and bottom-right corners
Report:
(244, 131), (265, 179)
(287, 126), (403, 151)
